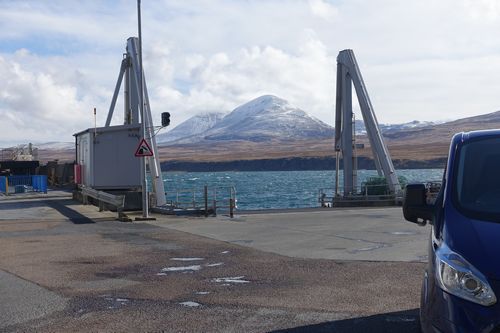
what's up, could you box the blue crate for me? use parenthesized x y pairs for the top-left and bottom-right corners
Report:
(32, 175), (47, 193)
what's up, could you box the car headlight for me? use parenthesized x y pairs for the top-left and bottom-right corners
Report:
(435, 243), (496, 306)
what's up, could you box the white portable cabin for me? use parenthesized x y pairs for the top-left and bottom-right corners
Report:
(74, 124), (142, 190)
(72, 37), (167, 206)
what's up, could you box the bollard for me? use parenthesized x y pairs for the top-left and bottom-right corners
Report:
(229, 198), (234, 218)
(204, 185), (208, 217)
(213, 188), (217, 216)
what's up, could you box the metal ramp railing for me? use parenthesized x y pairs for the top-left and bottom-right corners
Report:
(80, 185), (129, 221)
(162, 186), (237, 217)
(321, 180), (443, 207)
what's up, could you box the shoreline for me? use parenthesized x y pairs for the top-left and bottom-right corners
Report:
(161, 156), (447, 172)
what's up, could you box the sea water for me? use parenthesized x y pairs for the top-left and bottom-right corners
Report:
(161, 169), (443, 211)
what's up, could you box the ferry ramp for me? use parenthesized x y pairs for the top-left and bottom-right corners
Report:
(149, 207), (429, 262)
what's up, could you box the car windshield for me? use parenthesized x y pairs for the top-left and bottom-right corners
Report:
(454, 137), (500, 222)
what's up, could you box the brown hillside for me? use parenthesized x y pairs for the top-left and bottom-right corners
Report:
(33, 110), (500, 165)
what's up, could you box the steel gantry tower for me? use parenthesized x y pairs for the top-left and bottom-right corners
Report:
(105, 37), (167, 207)
(334, 49), (401, 196)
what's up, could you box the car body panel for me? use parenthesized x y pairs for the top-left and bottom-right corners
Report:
(417, 130), (500, 332)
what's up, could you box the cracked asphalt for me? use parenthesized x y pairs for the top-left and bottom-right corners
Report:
(0, 193), (427, 332)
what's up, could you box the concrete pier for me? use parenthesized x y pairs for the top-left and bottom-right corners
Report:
(150, 208), (428, 262)
(0, 193), (427, 332)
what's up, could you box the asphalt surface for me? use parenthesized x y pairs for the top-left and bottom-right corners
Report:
(0, 270), (67, 328)
(150, 207), (429, 262)
(0, 193), (427, 332)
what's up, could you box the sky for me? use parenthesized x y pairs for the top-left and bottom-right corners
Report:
(1, 0), (500, 145)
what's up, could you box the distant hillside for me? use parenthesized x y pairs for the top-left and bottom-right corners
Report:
(157, 95), (439, 145)
(354, 119), (436, 135)
(383, 110), (500, 144)
(157, 109), (500, 169)
(7, 101), (500, 170)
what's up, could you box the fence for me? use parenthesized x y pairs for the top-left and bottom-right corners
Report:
(0, 175), (48, 194)
(321, 184), (396, 201)
(320, 180), (443, 207)
(165, 186), (237, 217)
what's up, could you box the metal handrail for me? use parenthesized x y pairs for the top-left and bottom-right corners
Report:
(80, 185), (127, 220)
(321, 180), (443, 207)
(166, 185), (237, 217)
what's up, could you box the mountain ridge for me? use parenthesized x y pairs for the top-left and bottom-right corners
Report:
(3, 95), (500, 169)
(158, 95), (334, 144)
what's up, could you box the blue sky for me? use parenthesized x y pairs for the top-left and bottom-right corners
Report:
(1, 0), (500, 144)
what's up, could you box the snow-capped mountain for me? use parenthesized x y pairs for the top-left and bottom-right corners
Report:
(156, 112), (227, 143)
(0, 142), (74, 150)
(354, 119), (435, 135)
(200, 95), (334, 142)
(36, 142), (74, 150)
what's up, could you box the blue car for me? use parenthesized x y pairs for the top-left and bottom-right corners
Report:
(403, 130), (500, 333)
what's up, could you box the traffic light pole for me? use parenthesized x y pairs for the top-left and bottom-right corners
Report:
(137, 0), (149, 218)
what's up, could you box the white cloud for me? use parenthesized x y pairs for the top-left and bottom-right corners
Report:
(143, 33), (335, 128)
(0, 52), (113, 143)
(309, 0), (339, 20)
(463, 0), (500, 20)
(2, 0), (500, 145)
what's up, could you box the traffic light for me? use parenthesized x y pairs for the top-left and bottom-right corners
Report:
(161, 112), (170, 127)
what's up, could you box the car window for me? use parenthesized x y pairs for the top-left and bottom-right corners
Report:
(454, 137), (500, 221)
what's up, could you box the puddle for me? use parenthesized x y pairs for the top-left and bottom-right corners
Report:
(212, 276), (250, 284)
(171, 258), (204, 261)
(390, 231), (417, 235)
(101, 296), (130, 310)
(206, 262), (224, 267)
(161, 265), (202, 272)
(351, 244), (385, 252)
(195, 291), (210, 295)
(221, 251), (230, 254)
(179, 301), (201, 307)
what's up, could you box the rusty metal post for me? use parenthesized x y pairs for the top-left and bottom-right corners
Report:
(229, 198), (234, 218)
(213, 188), (217, 216)
(204, 185), (208, 217)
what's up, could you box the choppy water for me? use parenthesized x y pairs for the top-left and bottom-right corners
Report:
(161, 169), (443, 211)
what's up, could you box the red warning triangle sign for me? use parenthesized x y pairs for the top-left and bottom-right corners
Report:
(135, 138), (154, 157)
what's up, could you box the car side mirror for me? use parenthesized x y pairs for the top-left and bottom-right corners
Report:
(403, 184), (434, 226)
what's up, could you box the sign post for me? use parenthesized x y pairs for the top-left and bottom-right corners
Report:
(137, 0), (149, 219)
